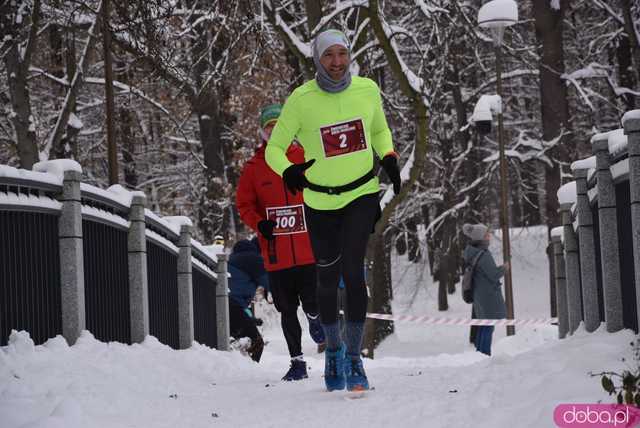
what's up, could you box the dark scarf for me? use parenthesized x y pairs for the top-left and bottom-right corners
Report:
(314, 60), (352, 93)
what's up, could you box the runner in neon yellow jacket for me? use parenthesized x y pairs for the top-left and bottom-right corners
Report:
(265, 29), (401, 394)
(265, 75), (395, 210)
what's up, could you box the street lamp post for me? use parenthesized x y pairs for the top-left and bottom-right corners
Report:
(478, 0), (518, 336)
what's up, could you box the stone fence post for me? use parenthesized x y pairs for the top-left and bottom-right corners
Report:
(592, 133), (624, 332)
(560, 202), (582, 334)
(58, 169), (85, 345)
(573, 166), (600, 332)
(128, 194), (149, 343)
(215, 254), (230, 351)
(177, 224), (194, 349)
(623, 111), (640, 333)
(551, 233), (569, 339)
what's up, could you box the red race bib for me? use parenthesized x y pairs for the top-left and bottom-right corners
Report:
(320, 118), (367, 158)
(266, 204), (307, 235)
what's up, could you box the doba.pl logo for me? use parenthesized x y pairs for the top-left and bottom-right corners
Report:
(554, 404), (640, 427)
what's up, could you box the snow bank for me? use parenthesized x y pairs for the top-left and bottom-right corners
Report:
(1, 330), (262, 428)
(570, 156), (595, 171)
(557, 181), (577, 205)
(164, 216), (194, 230)
(201, 244), (226, 263)
(82, 184), (146, 209)
(33, 159), (82, 181)
(81, 183), (131, 209)
(621, 109), (640, 127)
(145, 209), (180, 237)
(107, 184), (145, 206)
(0, 165), (63, 187)
(550, 226), (563, 239)
(191, 239), (219, 265)
(611, 158), (629, 182)
(607, 129), (628, 156)
(590, 130), (615, 145)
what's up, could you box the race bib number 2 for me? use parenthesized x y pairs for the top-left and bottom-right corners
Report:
(266, 205), (307, 235)
(320, 118), (367, 158)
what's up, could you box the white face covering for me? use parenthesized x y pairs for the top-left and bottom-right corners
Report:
(313, 30), (352, 93)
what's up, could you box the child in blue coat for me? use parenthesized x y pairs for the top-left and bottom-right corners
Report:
(228, 239), (269, 361)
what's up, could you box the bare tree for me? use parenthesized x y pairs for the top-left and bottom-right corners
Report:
(2, 0), (41, 169)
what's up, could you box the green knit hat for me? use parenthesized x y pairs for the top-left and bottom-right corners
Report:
(259, 104), (282, 129)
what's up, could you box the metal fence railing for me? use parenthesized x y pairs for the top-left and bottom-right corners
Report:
(0, 209), (62, 346)
(147, 240), (180, 349)
(193, 263), (218, 349)
(83, 219), (131, 344)
(0, 161), (229, 351)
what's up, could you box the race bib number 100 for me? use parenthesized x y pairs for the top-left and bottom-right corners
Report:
(266, 204), (307, 235)
(320, 118), (367, 158)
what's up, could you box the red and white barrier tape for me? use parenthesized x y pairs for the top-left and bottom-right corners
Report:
(366, 313), (558, 327)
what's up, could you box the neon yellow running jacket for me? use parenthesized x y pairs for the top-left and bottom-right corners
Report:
(265, 76), (395, 210)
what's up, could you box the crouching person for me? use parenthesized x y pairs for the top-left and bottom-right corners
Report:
(228, 239), (268, 362)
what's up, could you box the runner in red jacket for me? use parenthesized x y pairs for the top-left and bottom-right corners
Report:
(236, 104), (325, 381)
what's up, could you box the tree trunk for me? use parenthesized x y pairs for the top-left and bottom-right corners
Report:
(395, 226), (407, 256)
(63, 20), (79, 159)
(2, 0), (40, 169)
(617, 30), (636, 110)
(197, 111), (227, 242)
(46, 0), (103, 161)
(407, 217), (420, 262)
(192, 1), (231, 242)
(620, 0), (640, 83)
(49, 1), (78, 160)
(112, 46), (137, 188)
(103, 0), (118, 185)
(363, 232), (393, 359)
(438, 278), (449, 311)
(304, 0), (322, 35)
(533, 0), (571, 317)
(422, 203), (436, 274)
(362, 0), (430, 357)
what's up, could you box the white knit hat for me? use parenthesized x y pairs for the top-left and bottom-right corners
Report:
(313, 29), (350, 58)
(462, 223), (489, 241)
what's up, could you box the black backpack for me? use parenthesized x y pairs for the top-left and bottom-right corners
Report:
(461, 249), (486, 304)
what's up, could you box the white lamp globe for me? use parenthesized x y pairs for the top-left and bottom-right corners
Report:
(478, 0), (518, 43)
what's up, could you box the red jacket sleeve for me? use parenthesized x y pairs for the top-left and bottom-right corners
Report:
(236, 162), (263, 232)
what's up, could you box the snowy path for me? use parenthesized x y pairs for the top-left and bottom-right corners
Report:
(0, 325), (633, 428)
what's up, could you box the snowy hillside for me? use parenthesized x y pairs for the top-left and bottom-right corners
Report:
(1, 226), (635, 428)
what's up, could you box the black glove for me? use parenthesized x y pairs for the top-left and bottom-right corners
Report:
(282, 159), (315, 195)
(257, 219), (277, 241)
(380, 154), (401, 195)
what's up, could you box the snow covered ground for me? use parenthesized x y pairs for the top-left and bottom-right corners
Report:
(1, 226), (635, 428)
